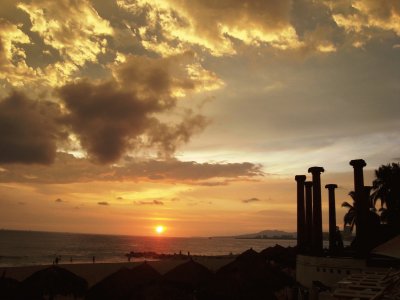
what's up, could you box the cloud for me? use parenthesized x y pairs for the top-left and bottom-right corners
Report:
(98, 201), (109, 206)
(135, 199), (164, 205)
(58, 53), (211, 163)
(242, 197), (260, 203)
(119, 0), (301, 56)
(328, 0), (400, 43)
(0, 19), (38, 86)
(17, 0), (113, 84)
(0, 152), (263, 184)
(0, 91), (64, 164)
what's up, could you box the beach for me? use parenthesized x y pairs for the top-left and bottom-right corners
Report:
(1, 257), (235, 287)
(0, 230), (296, 268)
(0, 230), (298, 299)
(0, 243), (298, 299)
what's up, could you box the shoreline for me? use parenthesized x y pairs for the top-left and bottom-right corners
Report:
(0, 256), (235, 287)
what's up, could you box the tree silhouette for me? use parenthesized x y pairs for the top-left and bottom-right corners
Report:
(342, 191), (356, 232)
(371, 163), (400, 232)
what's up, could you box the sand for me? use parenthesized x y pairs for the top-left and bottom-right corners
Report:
(0, 257), (234, 287)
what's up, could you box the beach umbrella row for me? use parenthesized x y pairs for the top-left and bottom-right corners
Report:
(86, 259), (213, 300)
(86, 262), (162, 300)
(1, 246), (296, 300)
(87, 248), (295, 300)
(0, 266), (88, 300)
(198, 248), (294, 300)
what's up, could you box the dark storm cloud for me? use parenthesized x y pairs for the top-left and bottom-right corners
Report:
(98, 201), (109, 206)
(147, 114), (208, 157)
(0, 91), (63, 164)
(59, 79), (154, 164)
(0, 152), (263, 184)
(242, 197), (260, 203)
(59, 53), (206, 163)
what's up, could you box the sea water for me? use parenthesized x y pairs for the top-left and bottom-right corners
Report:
(0, 230), (296, 267)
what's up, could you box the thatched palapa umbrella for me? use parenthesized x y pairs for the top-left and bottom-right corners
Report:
(20, 266), (87, 300)
(163, 258), (214, 290)
(86, 262), (161, 300)
(135, 259), (214, 300)
(202, 248), (293, 299)
(0, 272), (20, 300)
(260, 244), (297, 268)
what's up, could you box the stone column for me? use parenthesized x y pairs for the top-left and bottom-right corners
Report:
(295, 175), (307, 253)
(304, 181), (313, 254)
(350, 159), (366, 196)
(325, 184), (338, 252)
(308, 167), (325, 255)
(349, 159), (367, 255)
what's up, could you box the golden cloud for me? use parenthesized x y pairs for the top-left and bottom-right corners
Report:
(18, 0), (113, 84)
(0, 19), (39, 86)
(0, 152), (263, 184)
(328, 0), (400, 38)
(119, 0), (302, 56)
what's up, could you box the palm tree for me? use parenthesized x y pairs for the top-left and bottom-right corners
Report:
(342, 191), (356, 232)
(342, 190), (378, 232)
(371, 163), (400, 231)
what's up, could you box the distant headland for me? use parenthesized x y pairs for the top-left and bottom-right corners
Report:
(214, 229), (297, 240)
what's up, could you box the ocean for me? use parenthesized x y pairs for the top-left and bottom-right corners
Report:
(0, 230), (296, 267)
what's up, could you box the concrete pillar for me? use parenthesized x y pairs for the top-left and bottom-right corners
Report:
(308, 167), (325, 255)
(305, 181), (313, 254)
(349, 159), (367, 255)
(295, 175), (307, 253)
(325, 184), (338, 252)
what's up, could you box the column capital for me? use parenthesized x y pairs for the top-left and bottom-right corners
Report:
(308, 166), (324, 174)
(304, 181), (313, 187)
(350, 159), (366, 168)
(325, 184), (338, 190)
(295, 175), (306, 182)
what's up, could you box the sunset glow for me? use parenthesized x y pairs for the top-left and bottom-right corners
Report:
(155, 226), (165, 235)
(0, 0), (399, 237)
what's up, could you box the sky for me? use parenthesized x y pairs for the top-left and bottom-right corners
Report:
(0, 0), (399, 237)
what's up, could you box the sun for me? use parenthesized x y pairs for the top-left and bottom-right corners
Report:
(155, 225), (165, 235)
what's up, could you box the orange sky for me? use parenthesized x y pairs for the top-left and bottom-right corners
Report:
(0, 0), (399, 236)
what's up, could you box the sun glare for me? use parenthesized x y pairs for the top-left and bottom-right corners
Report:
(155, 225), (165, 234)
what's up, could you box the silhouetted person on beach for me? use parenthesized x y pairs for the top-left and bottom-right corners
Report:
(334, 226), (344, 249)
(92, 256), (95, 264)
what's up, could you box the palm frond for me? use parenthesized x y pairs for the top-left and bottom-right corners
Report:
(341, 201), (353, 209)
